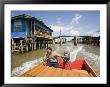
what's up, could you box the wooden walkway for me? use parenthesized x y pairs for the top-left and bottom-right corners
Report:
(21, 63), (92, 77)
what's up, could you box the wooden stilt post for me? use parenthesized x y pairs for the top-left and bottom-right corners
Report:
(36, 39), (38, 50)
(25, 38), (28, 52)
(20, 40), (23, 53)
(40, 41), (42, 49)
(30, 40), (32, 51)
(47, 41), (48, 48)
(34, 39), (36, 50)
(39, 41), (40, 49)
(11, 39), (14, 51)
(29, 38), (32, 51)
(50, 41), (52, 47)
(31, 38), (34, 51)
(43, 40), (45, 48)
(45, 40), (46, 48)
(45, 41), (47, 48)
(13, 42), (16, 50)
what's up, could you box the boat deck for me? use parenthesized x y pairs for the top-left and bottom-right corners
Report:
(21, 63), (93, 77)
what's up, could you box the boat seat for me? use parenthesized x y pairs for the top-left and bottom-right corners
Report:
(65, 59), (85, 70)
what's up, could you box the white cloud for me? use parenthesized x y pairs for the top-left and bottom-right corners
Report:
(51, 25), (79, 36)
(50, 13), (82, 37)
(70, 29), (79, 36)
(71, 13), (82, 25)
(50, 25), (64, 32)
(86, 31), (100, 37)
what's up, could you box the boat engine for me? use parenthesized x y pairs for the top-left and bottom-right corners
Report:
(63, 51), (70, 63)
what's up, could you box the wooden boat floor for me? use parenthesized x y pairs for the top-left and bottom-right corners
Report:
(21, 64), (93, 77)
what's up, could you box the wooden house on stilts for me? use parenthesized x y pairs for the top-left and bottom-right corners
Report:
(11, 14), (53, 54)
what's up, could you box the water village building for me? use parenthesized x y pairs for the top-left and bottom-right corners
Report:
(11, 14), (53, 54)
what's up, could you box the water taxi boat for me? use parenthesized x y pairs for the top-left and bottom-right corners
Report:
(21, 56), (97, 77)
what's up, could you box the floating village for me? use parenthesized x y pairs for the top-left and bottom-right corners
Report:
(11, 14), (100, 77)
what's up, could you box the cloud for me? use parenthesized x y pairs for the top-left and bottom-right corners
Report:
(86, 31), (100, 37)
(71, 13), (82, 25)
(50, 13), (82, 37)
(51, 25), (79, 36)
(70, 29), (79, 36)
(50, 25), (64, 32)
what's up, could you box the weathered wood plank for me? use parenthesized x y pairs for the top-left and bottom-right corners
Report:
(36, 66), (59, 77)
(52, 68), (63, 77)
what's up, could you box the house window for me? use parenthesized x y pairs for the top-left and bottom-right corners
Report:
(14, 19), (22, 32)
(14, 25), (22, 32)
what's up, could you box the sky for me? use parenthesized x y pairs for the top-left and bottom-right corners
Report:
(11, 11), (100, 37)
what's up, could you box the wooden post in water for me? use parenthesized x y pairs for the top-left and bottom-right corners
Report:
(41, 40), (43, 49)
(34, 39), (36, 50)
(31, 38), (34, 51)
(47, 40), (48, 48)
(74, 36), (77, 46)
(50, 41), (52, 47)
(25, 38), (28, 52)
(11, 39), (14, 52)
(26, 42), (28, 52)
(36, 39), (39, 50)
(44, 40), (46, 48)
(39, 41), (40, 49)
(29, 39), (32, 51)
(20, 40), (23, 53)
(13, 42), (16, 50)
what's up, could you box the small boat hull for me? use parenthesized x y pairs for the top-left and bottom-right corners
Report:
(21, 57), (97, 77)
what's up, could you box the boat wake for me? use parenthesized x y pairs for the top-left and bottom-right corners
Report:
(52, 46), (83, 62)
(78, 49), (100, 76)
(70, 46), (83, 62)
(11, 57), (45, 77)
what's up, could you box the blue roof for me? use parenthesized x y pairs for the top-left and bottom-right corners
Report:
(11, 32), (26, 38)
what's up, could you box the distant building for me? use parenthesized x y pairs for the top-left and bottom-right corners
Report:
(53, 37), (66, 44)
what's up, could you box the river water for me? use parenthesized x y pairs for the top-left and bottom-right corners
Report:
(11, 42), (100, 77)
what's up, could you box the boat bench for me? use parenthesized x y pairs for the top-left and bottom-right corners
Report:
(65, 59), (85, 70)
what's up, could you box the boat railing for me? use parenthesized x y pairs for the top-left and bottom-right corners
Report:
(84, 59), (97, 77)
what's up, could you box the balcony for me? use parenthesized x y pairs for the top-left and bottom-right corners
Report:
(34, 31), (53, 39)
